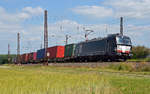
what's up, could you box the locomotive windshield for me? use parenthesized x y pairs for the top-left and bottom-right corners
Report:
(116, 36), (131, 45)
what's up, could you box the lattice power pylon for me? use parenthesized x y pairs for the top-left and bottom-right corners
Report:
(44, 10), (48, 49)
(44, 10), (48, 65)
(120, 17), (123, 35)
(17, 32), (21, 65)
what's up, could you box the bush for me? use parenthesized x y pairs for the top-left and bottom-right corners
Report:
(144, 58), (150, 62)
(0, 55), (16, 64)
(108, 63), (133, 71)
(1, 59), (9, 64)
(141, 66), (150, 71)
(108, 62), (150, 72)
(132, 46), (150, 59)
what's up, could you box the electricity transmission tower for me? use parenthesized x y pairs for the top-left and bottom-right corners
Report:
(8, 44), (10, 63)
(17, 32), (21, 65)
(44, 10), (48, 66)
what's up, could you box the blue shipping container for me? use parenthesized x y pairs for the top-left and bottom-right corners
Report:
(37, 49), (45, 60)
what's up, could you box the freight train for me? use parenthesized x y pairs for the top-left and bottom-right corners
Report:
(16, 17), (132, 63)
(18, 33), (132, 64)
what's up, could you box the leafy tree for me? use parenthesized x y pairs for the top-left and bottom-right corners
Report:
(0, 54), (16, 64)
(132, 46), (150, 59)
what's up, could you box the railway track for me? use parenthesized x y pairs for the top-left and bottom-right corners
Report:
(23, 62), (150, 67)
(48, 62), (120, 67)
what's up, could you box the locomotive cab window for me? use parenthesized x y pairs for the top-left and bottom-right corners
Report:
(116, 36), (131, 45)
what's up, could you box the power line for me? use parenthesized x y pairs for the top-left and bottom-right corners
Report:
(65, 35), (71, 45)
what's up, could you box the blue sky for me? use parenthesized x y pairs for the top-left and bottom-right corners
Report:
(0, 0), (150, 54)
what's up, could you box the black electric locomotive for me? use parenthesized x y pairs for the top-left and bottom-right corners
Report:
(74, 33), (132, 62)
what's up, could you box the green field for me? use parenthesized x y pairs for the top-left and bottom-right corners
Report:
(0, 65), (150, 94)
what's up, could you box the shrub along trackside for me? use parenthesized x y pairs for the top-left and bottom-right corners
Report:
(131, 46), (150, 59)
(107, 62), (150, 72)
(127, 46), (150, 62)
(127, 58), (150, 62)
(0, 55), (16, 64)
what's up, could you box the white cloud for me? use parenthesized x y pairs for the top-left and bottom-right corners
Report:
(22, 6), (44, 15)
(0, 6), (44, 54)
(0, 6), (44, 24)
(1, 18), (150, 54)
(18, 12), (31, 19)
(0, 22), (24, 33)
(0, 7), (5, 13)
(105, 0), (150, 18)
(72, 5), (113, 18)
(0, 5), (150, 53)
(72, 0), (150, 19)
(70, 0), (150, 48)
(0, 6), (44, 35)
(23, 20), (150, 48)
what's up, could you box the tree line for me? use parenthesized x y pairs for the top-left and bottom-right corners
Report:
(132, 46), (150, 59)
(0, 55), (16, 64)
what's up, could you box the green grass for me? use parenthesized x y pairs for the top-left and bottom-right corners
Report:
(106, 62), (150, 72)
(0, 65), (150, 94)
(109, 75), (150, 94)
(127, 58), (150, 62)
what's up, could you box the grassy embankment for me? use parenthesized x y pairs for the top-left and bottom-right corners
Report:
(0, 64), (150, 94)
(127, 58), (150, 62)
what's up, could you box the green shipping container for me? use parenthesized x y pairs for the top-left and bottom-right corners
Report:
(64, 44), (76, 57)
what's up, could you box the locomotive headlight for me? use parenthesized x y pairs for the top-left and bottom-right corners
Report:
(126, 46), (131, 51)
(47, 52), (50, 57)
(117, 45), (122, 50)
(117, 45), (131, 53)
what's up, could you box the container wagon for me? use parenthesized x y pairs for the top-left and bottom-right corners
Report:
(28, 52), (37, 63)
(64, 44), (76, 61)
(46, 46), (65, 62)
(21, 53), (29, 63)
(36, 49), (45, 62)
